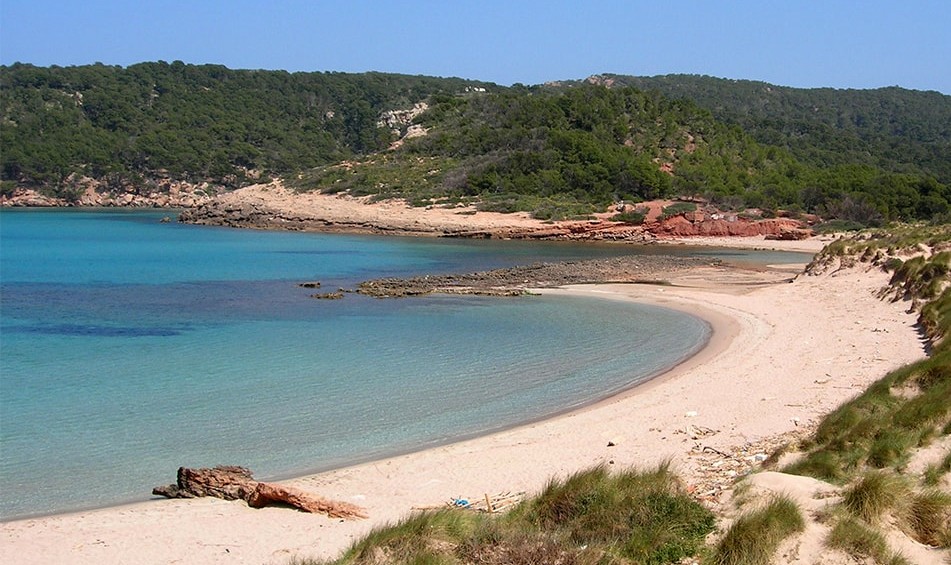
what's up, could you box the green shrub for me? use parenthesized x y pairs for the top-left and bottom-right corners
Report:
(710, 495), (805, 565)
(841, 472), (909, 523)
(660, 201), (697, 219)
(813, 219), (867, 233)
(923, 451), (951, 487)
(610, 210), (646, 225)
(903, 489), (951, 547)
(826, 516), (908, 564)
(315, 464), (714, 565)
(510, 463), (714, 564)
(0, 180), (16, 198)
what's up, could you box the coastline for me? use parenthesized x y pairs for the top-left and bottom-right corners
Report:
(176, 182), (818, 244)
(0, 263), (925, 564)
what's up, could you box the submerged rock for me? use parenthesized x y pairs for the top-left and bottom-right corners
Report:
(357, 255), (718, 298)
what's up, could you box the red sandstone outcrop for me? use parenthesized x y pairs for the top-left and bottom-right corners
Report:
(651, 212), (812, 239)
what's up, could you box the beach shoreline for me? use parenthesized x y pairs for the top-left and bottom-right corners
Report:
(0, 259), (926, 564)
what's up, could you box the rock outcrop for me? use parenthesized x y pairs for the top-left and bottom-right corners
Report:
(178, 186), (814, 242)
(356, 255), (720, 298)
(652, 213), (811, 238)
(152, 465), (367, 519)
(1, 176), (223, 208)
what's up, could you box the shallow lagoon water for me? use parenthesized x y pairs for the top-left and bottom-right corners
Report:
(0, 209), (810, 519)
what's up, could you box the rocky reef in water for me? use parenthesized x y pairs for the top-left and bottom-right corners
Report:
(355, 255), (721, 298)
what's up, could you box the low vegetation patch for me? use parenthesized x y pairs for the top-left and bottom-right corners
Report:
(660, 201), (697, 219)
(787, 227), (951, 485)
(476, 193), (597, 220)
(609, 208), (647, 225)
(710, 495), (805, 565)
(812, 219), (868, 234)
(826, 516), (910, 565)
(304, 463), (714, 565)
(780, 352), (951, 482)
(841, 472), (910, 523)
(782, 226), (951, 562)
(288, 154), (460, 205)
(923, 450), (951, 486)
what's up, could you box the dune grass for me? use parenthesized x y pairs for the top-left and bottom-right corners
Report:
(786, 227), (951, 562)
(784, 229), (951, 482)
(923, 450), (951, 486)
(826, 516), (910, 565)
(903, 488), (951, 548)
(824, 477), (950, 560)
(306, 463), (715, 565)
(509, 463), (714, 564)
(781, 346), (951, 483)
(709, 495), (805, 565)
(841, 472), (910, 523)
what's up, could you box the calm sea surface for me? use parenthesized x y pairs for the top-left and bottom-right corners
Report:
(0, 209), (812, 519)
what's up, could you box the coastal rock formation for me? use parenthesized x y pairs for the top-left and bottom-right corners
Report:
(356, 255), (720, 298)
(652, 213), (811, 238)
(0, 175), (222, 208)
(177, 184), (814, 242)
(0, 188), (62, 207)
(152, 465), (367, 519)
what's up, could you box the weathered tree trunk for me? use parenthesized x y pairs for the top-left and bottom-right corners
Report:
(152, 465), (367, 519)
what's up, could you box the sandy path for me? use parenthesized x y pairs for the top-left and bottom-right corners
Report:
(0, 265), (924, 564)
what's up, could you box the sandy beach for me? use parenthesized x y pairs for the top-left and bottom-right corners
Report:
(0, 253), (926, 564)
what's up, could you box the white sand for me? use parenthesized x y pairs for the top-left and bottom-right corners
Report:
(0, 265), (925, 564)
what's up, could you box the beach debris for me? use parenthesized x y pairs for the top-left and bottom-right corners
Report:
(674, 424), (719, 439)
(449, 491), (524, 513)
(683, 425), (815, 509)
(152, 465), (367, 519)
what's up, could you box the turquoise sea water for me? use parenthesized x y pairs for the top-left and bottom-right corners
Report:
(0, 209), (811, 519)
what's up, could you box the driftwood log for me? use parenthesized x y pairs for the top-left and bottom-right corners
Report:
(152, 466), (367, 519)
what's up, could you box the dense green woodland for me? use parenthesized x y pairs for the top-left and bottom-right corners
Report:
(2, 63), (950, 224)
(0, 62), (496, 188)
(590, 74), (951, 184)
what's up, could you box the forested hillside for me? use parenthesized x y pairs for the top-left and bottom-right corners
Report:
(591, 73), (951, 185)
(0, 62), (495, 190)
(2, 63), (950, 224)
(297, 82), (950, 223)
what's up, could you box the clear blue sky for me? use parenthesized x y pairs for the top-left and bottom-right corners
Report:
(2, 0), (949, 94)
